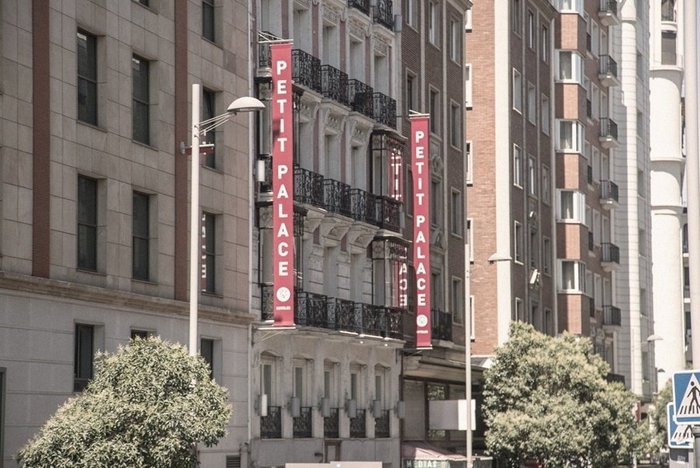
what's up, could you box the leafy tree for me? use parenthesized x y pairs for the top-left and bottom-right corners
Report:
(647, 381), (673, 455)
(483, 322), (646, 467)
(17, 337), (231, 468)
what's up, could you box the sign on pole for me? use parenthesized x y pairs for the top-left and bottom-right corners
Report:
(668, 403), (693, 449)
(673, 370), (700, 425)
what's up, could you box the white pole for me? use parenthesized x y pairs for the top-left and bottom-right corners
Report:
(465, 240), (473, 468)
(189, 83), (201, 357)
(684, 0), (700, 367)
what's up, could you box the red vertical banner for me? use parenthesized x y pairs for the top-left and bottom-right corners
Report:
(271, 42), (295, 327)
(411, 115), (431, 348)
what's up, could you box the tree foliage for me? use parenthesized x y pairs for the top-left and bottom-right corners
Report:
(483, 322), (646, 467)
(17, 337), (231, 468)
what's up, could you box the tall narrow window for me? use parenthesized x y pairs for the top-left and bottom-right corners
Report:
(543, 237), (552, 275)
(74, 324), (94, 392)
(132, 192), (150, 281)
(406, 73), (416, 113)
(78, 176), (98, 271)
(450, 189), (462, 236)
(541, 94), (550, 135)
(77, 31), (97, 125)
(202, 88), (217, 168)
(202, 212), (217, 293)
(429, 2), (439, 46)
(513, 0), (522, 35)
(528, 156), (537, 196)
(465, 141), (473, 185)
(542, 165), (551, 203)
(467, 218), (474, 262)
(512, 69), (522, 112)
(201, 338), (215, 378)
(203, 0), (215, 42)
(465, 64), (473, 108)
(450, 19), (461, 61)
(132, 55), (150, 144)
(541, 24), (549, 62)
(450, 103), (461, 147)
(430, 90), (440, 133)
(513, 145), (522, 187)
(528, 10), (535, 49)
(514, 221), (523, 263)
(527, 83), (536, 124)
(451, 277), (464, 323)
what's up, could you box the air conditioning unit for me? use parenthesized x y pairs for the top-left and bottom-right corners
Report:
(529, 269), (541, 286)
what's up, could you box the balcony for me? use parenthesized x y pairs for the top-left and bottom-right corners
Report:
(600, 180), (619, 209)
(586, 99), (592, 119)
(375, 195), (401, 232)
(324, 408), (340, 438)
(374, 0), (394, 30)
(598, 55), (619, 87)
(350, 409), (367, 438)
(599, 118), (619, 148)
(294, 166), (325, 208)
(324, 179), (353, 217)
(599, 0), (619, 26)
(603, 305), (622, 328)
(293, 407), (313, 438)
(588, 231), (594, 252)
(348, 0), (370, 15)
(373, 92), (397, 128)
(348, 79), (374, 119)
(601, 242), (620, 271)
(258, 36), (272, 70)
(261, 406), (282, 439)
(375, 409), (390, 438)
(587, 165), (593, 185)
(350, 188), (378, 225)
(292, 49), (322, 93)
(321, 65), (349, 107)
(431, 308), (453, 342)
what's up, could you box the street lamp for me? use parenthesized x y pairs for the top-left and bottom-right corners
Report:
(188, 83), (264, 356)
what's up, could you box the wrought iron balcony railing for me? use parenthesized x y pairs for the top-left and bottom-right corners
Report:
(599, 55), (618, 80)
(375, 409), (390, 438)
(606, 372), (625, 385)
(373, 92), (397, 128)
(588, 231), (594, 251)
(261, 406), (282, 438)
(296, 291), (329, 327)
(294, 165), (325, 208)
(374, 0), (394, 30)
(586, 99), (592, 119)
(321, 64), (349, 107)
(348, 0), (370, 15)
(350, 188), (378, 225)
(348, 79), (374, 119)
(350, 409), (367, 438)
(324, 408), (340, 438)
(329, 297), (358, 332)
(587, 165), (593, 185)
(600, 118), (618, 141)
(603, 305), (622, 326)
(431, 308), (453, 341)
(375, 196), (401, 232)
(293, 407), (313, 438)
(324, 178), (353, 217)
(599, 0), (618, 17)
(258, 32), (273, 69)
(600, 180), (619, 204)
(293, 49), (322, 93)
(601, 242), (620, 264)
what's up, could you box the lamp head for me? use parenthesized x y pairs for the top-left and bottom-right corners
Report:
(227, 96), (266, 114)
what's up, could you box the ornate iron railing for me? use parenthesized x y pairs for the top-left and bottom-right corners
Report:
(296, 291), (329, 327)
(599, 55), (618, 80)
(324, 408), (340, 438)
(374, 0), (394, 30)
(431, 308), (452, 341)
(588, 231), (594, 251)
(603, 305), (621, 326)
(348, 79), (374, 118)
(258, 32), (273, 69)
(293, 407), (313, 438)
(600, 180), (619, 203)
(384, 306), (404, 340)
(358, 303), (382, 336)
(350, 409), (367, 438)
(375, 196), (401, 232)
(321, 65), (349, 107)
(261, 406), (282, 438)
(587, 165), (593, 185)
(324, 178), (353, 217)
(329, 297), (359, 332)
(294, 165), (325, 208)
(373, 92), (397, 128)
(260, 284), (273, 320)
(600, 0), (618, 16)
(292, 49), (322, 93)
(586, 99), (592, 119)
(348, 0), (370, 15)
(602, 242), (620, 264)
(600, 118), (618, 141)
(350, 188), (378, 225)
(375, 409), (390, 438)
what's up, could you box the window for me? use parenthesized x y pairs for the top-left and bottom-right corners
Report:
(514, 297), (524, 321)
(431, 178), (442, 227)
(558, 190), (586, 223)
(465, 7), (472, 31)
(202, 212), (217, 293)
(77, 31), (97, 125)
(201, 338), (215, 378)
(558, 0), (584, 15)
(465, 141), (473, 185)
(132, 55), (150, 144)
(593, 210), (601, 245)
(527, 83), (536, 124)
(78, 176), (98, 271)
(514, 221), (523, 264)
(406, 73), (417, 113)
(449, 19), (461, 62)
(543, 237), (552, 275)
(542, 165), (551, 203)
(541, 25), (549, 62)
(559, 260), (586, 292)
(450, 189), (462, 236)
(450, 103), (461, 147)
(557, 51), (583, 83)
(529, 230), (538, 268)
(74, 324), (94, 392)
(556, 120), (584, 153)
(132, 192), (150, 281)
(541, 94), (550, 135)
(465, 64), (472, 108)
(512, 69), (522, 112)
(137, 0), (150, 6)
(202, 88), (217, 168)
(130, 329), (152, 339)
(406, 0), (417, 29)
(592, 147), (600, 181)
(261, 358), (275, 406)
(591, 21), (599, 56)
(513, 0), (522, 35)
(430, 89), (440, 133)
(662, 31), (678, 65)
(528, 10), (535, 49)
(527, 156), (537, 196)
(429, 1), (439, 46)
(451, 277), (464, 323)
(203, 0), (215, 42)
(467, 218), (474, 262)
(638, 169), (646, 198)
(513, 145), (522, 187)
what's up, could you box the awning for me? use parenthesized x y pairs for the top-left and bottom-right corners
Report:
(402, 442), (468, 461)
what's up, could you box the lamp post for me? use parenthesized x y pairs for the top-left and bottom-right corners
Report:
(188, 83), (264, 356)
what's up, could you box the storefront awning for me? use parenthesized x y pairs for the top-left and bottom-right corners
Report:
(402, 442), (468, 462)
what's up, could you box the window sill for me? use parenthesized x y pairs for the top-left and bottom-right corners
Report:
(132, 278), (158, 286)
(76, 268), (106, 276)
(202, 36), (223, 50)
(132, 139), (158, 152)
(132, 0), (158, 14)
(201, 164), (224, 175)
(77, 120), (108, 133)
(201, 291), (224, 299)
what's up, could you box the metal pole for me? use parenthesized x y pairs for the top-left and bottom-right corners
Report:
(189, 83), (201, 357)
(684, 0), (700, 367)
(693, 426), (700, 468)
(465, 218), (473, 468)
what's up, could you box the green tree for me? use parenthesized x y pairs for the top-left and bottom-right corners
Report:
(483, 322), (646, 467)
(17, 337), (231, 468)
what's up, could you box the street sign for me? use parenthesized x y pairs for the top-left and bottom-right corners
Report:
(673, 370), (700, 424)
(668, 403), (692, 449)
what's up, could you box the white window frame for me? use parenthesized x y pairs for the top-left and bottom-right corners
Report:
(465, 140), (473, 185)
(429, 1), (440, 46)
(528, 155), (537, 197)
(558, 0), (584, 16)
(556, 120), (584, 153)
(512, 68), (523, 113)
(465, 64), (473, 108)
(541, 94), (550, 135)
(514, 221), (524, 264)
(467, 218), (474, 262)
(528, 9), (535, 49)
(450, 188), (463, 237)
(465, 6), (472, 31)
(556, 51), (584, 83)
(557, 189), (586, 223)
(527, 82), (536, 124)
(558, 260), (586, 293)
(513, 144), (523, 188)
(542, 165), (551, 204)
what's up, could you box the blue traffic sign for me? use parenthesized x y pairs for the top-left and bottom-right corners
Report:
(668, 403), (692, 449)
(673, 370), (700, 424)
